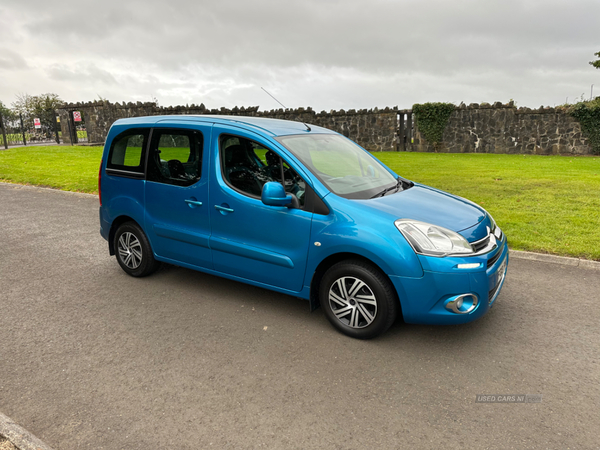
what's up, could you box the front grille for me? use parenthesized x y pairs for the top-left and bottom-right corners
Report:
(488, 254), (507, 305)
(471, 235), (490, 253)
(488, 283), (500, 303)
(470, 223), (503, 256)
(487, 250), (502, 268)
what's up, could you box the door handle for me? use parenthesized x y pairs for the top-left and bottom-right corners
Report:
(185, 199), (203, 207)
(214, 204), (234, 213)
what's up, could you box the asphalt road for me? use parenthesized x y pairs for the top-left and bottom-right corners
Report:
(0, 183), (598, 450)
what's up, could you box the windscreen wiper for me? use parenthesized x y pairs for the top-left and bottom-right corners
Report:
(371, 177), (403, 198)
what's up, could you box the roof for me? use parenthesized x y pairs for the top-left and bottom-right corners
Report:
(113, 115), (337, 137)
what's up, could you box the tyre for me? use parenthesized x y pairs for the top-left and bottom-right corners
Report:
(319, 260), (398, 339)
(114, 222), (161, 277)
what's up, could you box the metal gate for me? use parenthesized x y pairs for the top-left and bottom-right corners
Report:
(0, 110), (61, 148)
(397, 110), (413, 151)
(64, 110), (88, 145)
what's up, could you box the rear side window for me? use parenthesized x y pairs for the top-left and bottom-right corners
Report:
(107, 129), (149, 174)
(147, 129), (203, 186)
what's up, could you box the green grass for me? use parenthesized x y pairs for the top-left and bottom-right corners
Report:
(2, 132), (52, 143)
(377, 152), (600, 260)
(122, 147), (143, 166)
(2, 132), (27, 142)
(1, 146), (599, 260)
(0, 145), (102, 193)
(0, 130), (86, 143)
(158, 146), (192, 162)
(1, 132), (84, 144)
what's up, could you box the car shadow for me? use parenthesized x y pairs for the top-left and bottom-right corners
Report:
(144, 262), (509, 348)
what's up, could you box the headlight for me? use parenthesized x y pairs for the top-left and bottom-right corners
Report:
(489, 214), (497, 232)
(488, 213), (503, 240)
(395, 219), (473, 257)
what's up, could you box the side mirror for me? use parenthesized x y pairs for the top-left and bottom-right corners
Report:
(261, 182), (293, 207)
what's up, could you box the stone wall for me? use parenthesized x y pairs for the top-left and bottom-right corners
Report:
(412, 102), (592, 155)
(58, 100), (594, 155)
(57, 102), (398, 152)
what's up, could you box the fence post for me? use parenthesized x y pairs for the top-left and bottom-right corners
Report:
(406, 112), (413, 150)
(69, 111), (78, 144)
(66, 112), (74, 146)
(0, 111), (8, 149)
(398, 112), (405, 151)
(53, 111), (60, 144)
(20, 113), (27, 146)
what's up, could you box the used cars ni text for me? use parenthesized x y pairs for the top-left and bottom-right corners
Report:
(99, 115), (508, 338)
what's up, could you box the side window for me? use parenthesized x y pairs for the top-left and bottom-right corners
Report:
(147, 129), (203, 186)
(107, 129), (149, 174)
(220, 135), (306, 206)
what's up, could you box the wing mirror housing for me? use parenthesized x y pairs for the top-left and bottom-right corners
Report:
(261, 182), (293, 207)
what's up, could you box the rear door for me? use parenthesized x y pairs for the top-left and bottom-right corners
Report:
(208, 124), (313, 292)
(101, 127), (150, 235)
(144, 123), (213, 269)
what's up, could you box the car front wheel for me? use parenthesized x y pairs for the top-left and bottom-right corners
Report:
(114, 222), (160, 277)
(320, 260), (398, 339)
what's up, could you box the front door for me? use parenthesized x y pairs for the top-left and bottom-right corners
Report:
(145, 124), (213, 269)
(208, 125), (313, 292)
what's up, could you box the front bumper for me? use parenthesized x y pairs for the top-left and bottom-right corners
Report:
(389, 237), (509, 325)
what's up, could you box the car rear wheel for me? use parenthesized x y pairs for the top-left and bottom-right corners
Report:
(320, 260), (398, 339)
(114, 222), (160, 277)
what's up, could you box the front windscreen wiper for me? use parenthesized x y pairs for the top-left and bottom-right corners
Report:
(370, 176), (414, 199)
(371, 177), (402, 198)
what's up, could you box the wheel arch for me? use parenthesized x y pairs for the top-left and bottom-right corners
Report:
(108, 215), (141, 255)
(309, 252), (402, 317)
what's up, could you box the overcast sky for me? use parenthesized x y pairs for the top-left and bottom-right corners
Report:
(1, 0), (598, 112)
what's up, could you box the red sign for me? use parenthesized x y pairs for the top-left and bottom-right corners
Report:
(73, 111), (82, 122)
(34, 118), (41, 128)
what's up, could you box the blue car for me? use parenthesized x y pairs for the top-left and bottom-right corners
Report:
(99, 115), (508, 339)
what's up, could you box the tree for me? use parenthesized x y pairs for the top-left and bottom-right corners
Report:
(590, 51), (600, 70)
(12, 93), (63, 136)
(0, 100), (18, 141)
(0, 100), (17, 122)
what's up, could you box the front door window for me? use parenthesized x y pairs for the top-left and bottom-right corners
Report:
(220, 135), (306, 207)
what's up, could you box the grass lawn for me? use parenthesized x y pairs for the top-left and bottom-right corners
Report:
(0, 145), (103, 193)
(378, 152), (600, 260)
(1, 145), (599, 260)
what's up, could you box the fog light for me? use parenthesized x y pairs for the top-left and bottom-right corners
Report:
(445, 293), (479, 314)
(457, 263), (481, 269)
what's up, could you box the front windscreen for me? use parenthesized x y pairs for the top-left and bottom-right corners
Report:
(276, 134), (397, 199)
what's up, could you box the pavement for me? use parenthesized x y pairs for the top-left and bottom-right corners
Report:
(1, 412), (52, 450)
(0, 182), (599, 449)
(0, 141), (60, 150)
(1, 142), (100, 150)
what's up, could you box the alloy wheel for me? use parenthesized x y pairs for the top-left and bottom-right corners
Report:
(328, 276), (378, 329)
(117, 232), (143, 269)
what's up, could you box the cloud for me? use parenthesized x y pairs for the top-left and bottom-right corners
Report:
(47, 63), (119, 85)
(0, 49), (29, 70)
(0, 0), (599, 109)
